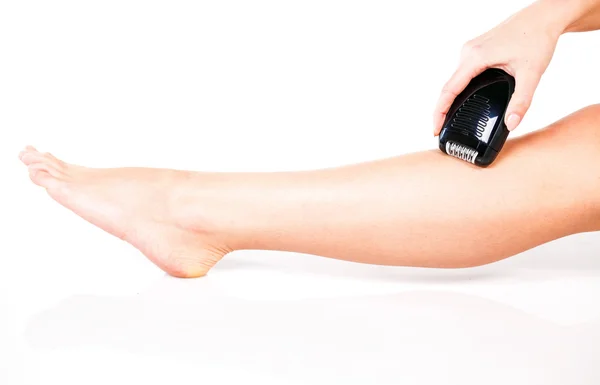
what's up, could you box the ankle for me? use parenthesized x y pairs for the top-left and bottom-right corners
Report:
(168, 171), (250, 251)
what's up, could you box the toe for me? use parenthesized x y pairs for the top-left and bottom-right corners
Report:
(20, 146), (41, 164)
(28, 161), (64, 180)
(20, 152), (43, 166)
(20, 148), (67, 173)
(43, 152), (66, 170)
(28, 168), (60, 190)
(21, 145), (38, 156)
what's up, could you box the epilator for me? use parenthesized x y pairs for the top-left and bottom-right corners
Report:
(438, 68), (515, 167)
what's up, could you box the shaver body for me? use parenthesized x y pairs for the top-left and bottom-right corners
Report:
(438, 68), (515, 167)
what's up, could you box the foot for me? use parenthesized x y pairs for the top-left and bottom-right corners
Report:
(19, 146), (233, 278)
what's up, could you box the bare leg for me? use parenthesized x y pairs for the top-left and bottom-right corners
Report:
(20, 105), (600, 277)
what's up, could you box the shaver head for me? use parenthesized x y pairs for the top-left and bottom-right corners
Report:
(438, 68), (515, 167)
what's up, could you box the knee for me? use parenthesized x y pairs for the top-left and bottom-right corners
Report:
(506, 104), (600, 156)
(554, 103), (600, 192)
(535, 104), (600, 156)
(557, 104), (600, 143)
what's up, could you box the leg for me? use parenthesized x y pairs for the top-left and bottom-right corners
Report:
(20, 105), (600, 277)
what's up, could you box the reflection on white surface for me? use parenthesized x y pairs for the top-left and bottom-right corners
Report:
(19, 234), (600, 385)
(22, 288), (600, 385)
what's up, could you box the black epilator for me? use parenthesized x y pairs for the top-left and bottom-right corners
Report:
(438, 68), (515, 167)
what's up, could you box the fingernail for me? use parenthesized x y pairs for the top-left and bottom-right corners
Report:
(506, 114), (521, 131)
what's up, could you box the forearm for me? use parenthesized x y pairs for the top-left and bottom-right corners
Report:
(534, 0), (600, 33)
(198, 105), (600, 268)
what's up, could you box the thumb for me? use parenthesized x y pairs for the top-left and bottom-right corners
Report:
(505, 70), (541, 131)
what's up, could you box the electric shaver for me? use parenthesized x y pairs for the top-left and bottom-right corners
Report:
(438, 68), (515, 167)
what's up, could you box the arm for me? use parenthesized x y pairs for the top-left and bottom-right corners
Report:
(433, 0), (600, 135)
(559, 0), (600, 32)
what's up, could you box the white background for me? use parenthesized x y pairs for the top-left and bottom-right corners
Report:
(1, 0), (600, 384)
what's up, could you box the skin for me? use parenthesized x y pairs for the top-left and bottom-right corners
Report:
(433, 0), (600, 135)
(19, 104), (600, 278)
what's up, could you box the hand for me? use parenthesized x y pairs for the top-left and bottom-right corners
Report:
(433, 2), (564, 135)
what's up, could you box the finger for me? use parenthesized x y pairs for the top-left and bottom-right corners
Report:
(505, 70), (542, 131)
(433, 63), (485, 135)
